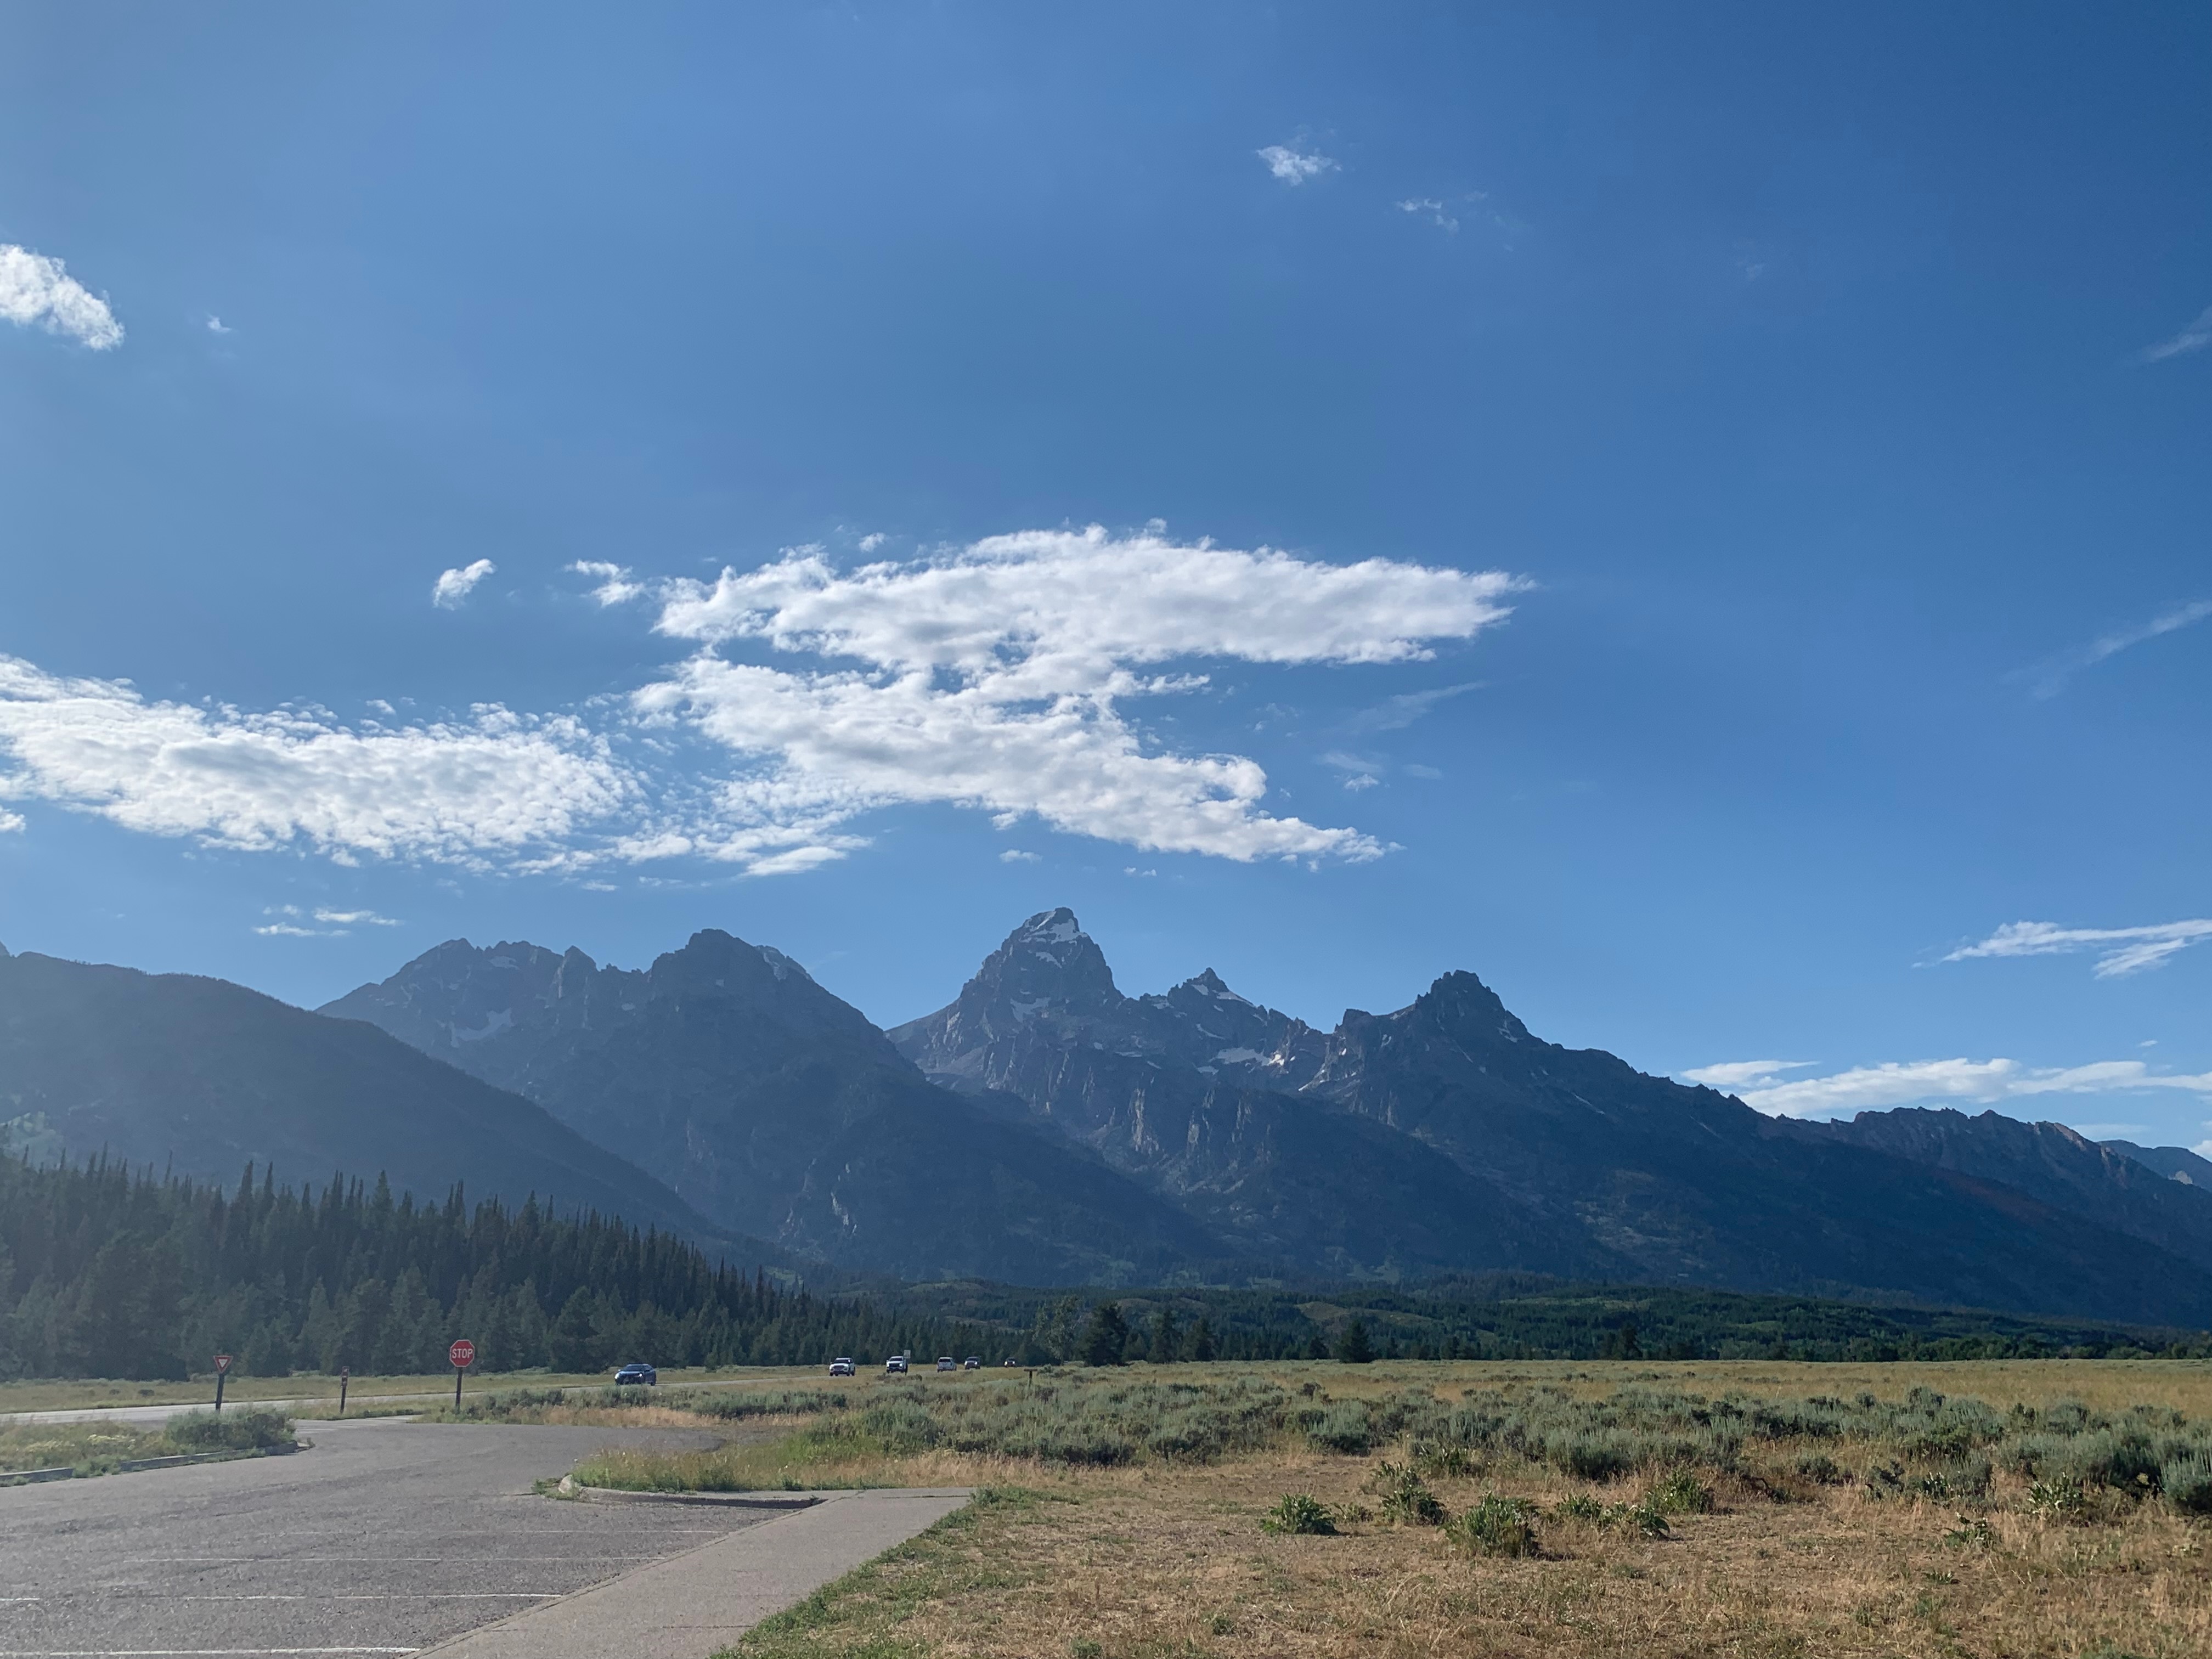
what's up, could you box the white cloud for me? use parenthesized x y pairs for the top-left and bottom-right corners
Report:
(857, 533), (886, 552)
(0, 808), (22, 833)
(1688, 1056), (2212, 1119)
(639, 527), (1519, 865)
(255, 902), (400, 936)
(569, 561), (645, 607)
(1319, 751), (1382, 791)
(1258, 144), (1337, 184)
(1681, 1059), (1817, 1091)
(1396, 198), (1458, 232)
(0, 526), (1520, 881)
(2140, 304), (2212, 363)
(0, 656), (634, 867)
(432, 560), (497, 609)
(2013, 598), (2212, 698)
(1943, 918), (2212, 978)
(998, 849), (1041, 863)
(206, 315), (230, 335)
(0, 245), (123, 350)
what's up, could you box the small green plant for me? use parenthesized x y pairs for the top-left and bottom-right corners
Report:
(1070, 1640), (1103, 1659)
(1616, 1501), (1670, 1537)
(1795, 1453), (1842, 1485)
(1371, 1460), (1448, 1526)
(1260, 1493), (1339, 1536)
(2027, 1476), (2088, 1522)
(1209, 1613), (1235, 1635)
(1943, 1515), (1996, 1549)
(1410, 1437), (1473, 1479)
(1646, 1468), (1714, 1515)
(1554, 1493), (1605, 1522)
(1446, 1494), (1541, 1558)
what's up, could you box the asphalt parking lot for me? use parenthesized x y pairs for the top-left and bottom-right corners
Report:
(0, 1416), (769, 1657)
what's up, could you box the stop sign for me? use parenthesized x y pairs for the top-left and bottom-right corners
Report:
(449, 1339), (476, 1369)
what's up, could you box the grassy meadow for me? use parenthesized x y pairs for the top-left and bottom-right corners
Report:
(461, 1357), (2212, 1659)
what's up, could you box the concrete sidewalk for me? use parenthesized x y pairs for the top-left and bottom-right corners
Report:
(418, 1487), (972, 1658)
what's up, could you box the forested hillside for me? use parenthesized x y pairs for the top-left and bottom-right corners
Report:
(0, 1156), (956, 1380)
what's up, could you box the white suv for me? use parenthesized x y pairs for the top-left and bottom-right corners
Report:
(828, 1357), (855, 1377)
(884, 1355), (909, 1374)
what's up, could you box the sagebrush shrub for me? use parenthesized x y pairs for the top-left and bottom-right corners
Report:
(2162, 1452), (2212, 1516)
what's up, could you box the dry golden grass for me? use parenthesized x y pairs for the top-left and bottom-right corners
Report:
(1141, 1356), (2212, 1418)
(733, 1449), (2212, 1659)
(705, 1359), (2212, 1659)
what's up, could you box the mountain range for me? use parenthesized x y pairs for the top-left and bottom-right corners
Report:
(5, 913), (2209, 1325)
(0, 944), (747, 1250)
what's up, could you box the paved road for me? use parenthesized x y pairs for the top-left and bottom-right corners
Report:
(0, 1417), (770, 1657)
(1, 1374), (805, 1429)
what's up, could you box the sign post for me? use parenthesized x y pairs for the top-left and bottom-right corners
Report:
(337, 1367), (349, 1418)
(213, 1353), (233, 1413)
(449, 1339), (475, 1412)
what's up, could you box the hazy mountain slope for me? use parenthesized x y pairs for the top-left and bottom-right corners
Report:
(895, 911), (2212, 1323)
(324, 929), (1227, 1283)
(1784, 1108), (2212, 1274)
(0, 946), (737, 1246)
(2104, 1140), (2212, 1188)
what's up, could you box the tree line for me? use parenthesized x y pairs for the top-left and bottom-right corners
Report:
(0, 1155), (977, 1380)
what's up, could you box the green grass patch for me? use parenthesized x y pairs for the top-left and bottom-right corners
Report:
(715, 1489), (1044, 1659)
(0, 1407), (294, 1480)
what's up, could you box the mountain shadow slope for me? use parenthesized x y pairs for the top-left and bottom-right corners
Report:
(0, 946), (740, 1248)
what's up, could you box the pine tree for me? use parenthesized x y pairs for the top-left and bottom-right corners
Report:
(1080, 1301), (1130, 1367)
(1333, 1318), (1374, 1364)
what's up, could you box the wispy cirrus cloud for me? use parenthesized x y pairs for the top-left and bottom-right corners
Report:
(432, 559), (498, 609)
(0, 245), (123, 350)
(1338, 681), (1481, 736)
(2013, 597), (2212, 698)
(1684, 1056), (2212, 1119)
(1943, 918), (2212, 978)
(255, 904), (402, 938)
(1258, 144), (1336, 184)
(2139, 303), (2212, 363)
(1395, 198), (1458, 232)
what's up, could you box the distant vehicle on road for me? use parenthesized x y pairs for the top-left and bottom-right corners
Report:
(935, 1356), (956, 1372)
(613, 1363), (657, 1386)
(963, 1357), (982, 1369)
(1002, 1358), (1018, 1367)
(828, 1357), (856, 1377)
(884, 1355), (909, 1374)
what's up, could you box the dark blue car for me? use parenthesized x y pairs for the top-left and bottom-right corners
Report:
(613, 1362), (657, 1386)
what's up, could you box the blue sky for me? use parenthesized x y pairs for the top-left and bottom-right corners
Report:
(3, 3), (2207, 1143)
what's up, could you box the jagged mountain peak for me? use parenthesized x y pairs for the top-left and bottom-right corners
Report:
(1407, 968), (1532, 1045)
(964, 906), (1121, 1014)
